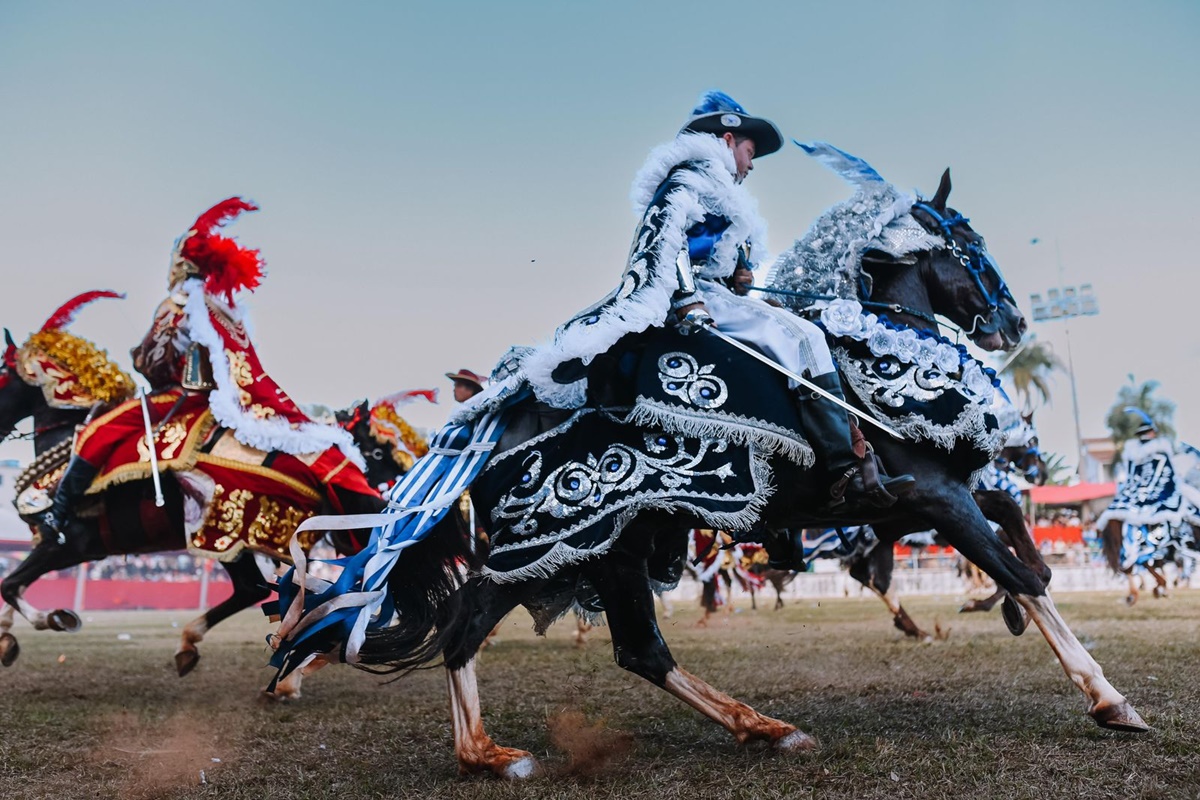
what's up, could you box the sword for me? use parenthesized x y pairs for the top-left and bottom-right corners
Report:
(138, 384), (166, 507)
(682, 311), (906, 440)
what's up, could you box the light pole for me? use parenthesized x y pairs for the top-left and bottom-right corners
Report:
(1029, 267), (1099, 477)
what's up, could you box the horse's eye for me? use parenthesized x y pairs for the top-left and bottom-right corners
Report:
(370, 448), (384, 459)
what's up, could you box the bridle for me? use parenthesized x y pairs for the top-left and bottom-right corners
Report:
(911, 202), (1016, 338)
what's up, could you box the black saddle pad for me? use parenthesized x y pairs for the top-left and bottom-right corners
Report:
(626, 326), (812, 467)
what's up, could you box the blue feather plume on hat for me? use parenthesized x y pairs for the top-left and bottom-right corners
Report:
(692, 90), (746, 116)
(1124, 406), (1156, 428)
(795, 141), (886, 187)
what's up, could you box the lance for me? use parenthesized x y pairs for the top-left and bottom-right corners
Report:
(681, 310), (906, 441)
(138, 384), (166, 507)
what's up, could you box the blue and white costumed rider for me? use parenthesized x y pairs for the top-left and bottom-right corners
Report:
(1096, 408), (1199, 577)
(266, 91), (915, 676)
(517, 90), (914, 511)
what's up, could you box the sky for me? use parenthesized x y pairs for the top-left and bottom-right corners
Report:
(1, 0), (1198, 471)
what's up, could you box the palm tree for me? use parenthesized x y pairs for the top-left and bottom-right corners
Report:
(1000, 339), (1065, 413)
(1105, 375), (1176, 452)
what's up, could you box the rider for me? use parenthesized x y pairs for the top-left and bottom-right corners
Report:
(520, 91), (914, 513)
(36, 198), (374, 550)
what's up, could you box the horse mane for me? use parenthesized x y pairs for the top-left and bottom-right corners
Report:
(19, 329), (135, 405)
(765, 145), (943, 304)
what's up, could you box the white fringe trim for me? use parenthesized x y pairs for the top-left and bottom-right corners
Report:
(626, 398), (814, 467)
(180, 280), (364, 469)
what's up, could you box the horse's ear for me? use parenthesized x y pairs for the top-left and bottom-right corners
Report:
(358, 399), (371, 413)
(931, 168), (952, 212)
(4, 329), (14, 348)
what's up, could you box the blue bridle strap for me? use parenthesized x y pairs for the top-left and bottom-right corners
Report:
(912, 202), (1015, 311)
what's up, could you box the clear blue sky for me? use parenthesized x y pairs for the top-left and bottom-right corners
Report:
(2, 0), (1197, 467)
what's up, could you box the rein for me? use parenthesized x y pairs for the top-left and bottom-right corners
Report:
(747, 286), (952, 336)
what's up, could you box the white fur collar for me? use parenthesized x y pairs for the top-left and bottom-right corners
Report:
(179, 279), (364, 468)
(630, 132), (768, 266)
(1124, 436), (1173, 462)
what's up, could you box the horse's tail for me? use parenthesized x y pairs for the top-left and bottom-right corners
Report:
(352, 506), (482, 674)
(1100, 519), (1124, 574)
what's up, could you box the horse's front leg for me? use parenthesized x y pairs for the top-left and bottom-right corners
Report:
(0, 542), (86, 633)
(586, 545), (816, 752)
(920, 490), (1148, 732)
(268, 653), (328, 701)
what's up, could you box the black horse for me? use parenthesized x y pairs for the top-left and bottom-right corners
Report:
(286, 170), (1147, 777)
(0, 334), (399, 692)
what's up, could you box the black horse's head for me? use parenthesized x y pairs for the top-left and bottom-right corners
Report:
(868, 170), (1026, 352)
(0, 328), (43, 444)
(998, 413), (1048, 485)
(335, 400), (412, 490)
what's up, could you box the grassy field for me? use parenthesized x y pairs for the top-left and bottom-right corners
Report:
(0, 590), (1196, 799)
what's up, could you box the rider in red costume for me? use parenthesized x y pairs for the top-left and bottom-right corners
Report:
(37, 199), (374, 550)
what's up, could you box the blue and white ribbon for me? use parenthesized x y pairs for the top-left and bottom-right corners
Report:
(267, 401), (514, 681)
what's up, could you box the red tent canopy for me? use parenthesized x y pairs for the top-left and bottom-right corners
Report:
(1029, 482), (1117, 506)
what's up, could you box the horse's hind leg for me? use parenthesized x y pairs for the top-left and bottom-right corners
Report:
(849, 546), (934, 642)
(585, 546), (815, 752)
(269, 653), (329, 702)
(1125, 572), (1140, 606)
(0, 603), (18, 666)
(444, 579), (541, 779)
(1147, 565), (1169, 598)
(922, 490), (1147, 731)
(175, 555), (271, 677)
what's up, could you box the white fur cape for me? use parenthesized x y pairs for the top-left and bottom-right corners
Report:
(517, 133), (769, 409)
(180, 279), (364, 468)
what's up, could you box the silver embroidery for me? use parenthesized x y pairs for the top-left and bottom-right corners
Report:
(492, 433), (735, 537)
(658, 352), (728, 409)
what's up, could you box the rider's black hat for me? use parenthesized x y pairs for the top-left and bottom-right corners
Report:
(680, 91), (783, 158)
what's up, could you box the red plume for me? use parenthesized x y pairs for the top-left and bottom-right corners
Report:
(376, 389), (439, 408)
(40, 290), (126, 332)
(179, 197), (265, 304)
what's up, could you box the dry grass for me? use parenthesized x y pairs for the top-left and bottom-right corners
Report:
(0, 590), (1196, 799)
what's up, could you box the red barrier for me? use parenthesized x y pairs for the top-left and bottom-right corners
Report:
(1032, 525), (1085, 545)
(22, 579), (235, 611)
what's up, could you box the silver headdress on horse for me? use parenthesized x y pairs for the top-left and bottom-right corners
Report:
(766, 142), (943, 302)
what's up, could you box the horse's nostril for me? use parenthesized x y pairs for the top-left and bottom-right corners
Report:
(1017, 317), (1028, 335)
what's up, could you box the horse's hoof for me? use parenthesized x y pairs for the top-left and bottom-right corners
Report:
(1125, 594), (1137, 607)
(1001, 596), (1028, 636)
(500, 755), (541, 780)
(774, 729), (818, 753)
(958, 600), (983, 613)
(47, 609), (82, 633)
(0, 633), (19, 667)
(174, 650), (200, 677)
(1153, 586), (1168, 599)
(1091, 702), (1150, 733)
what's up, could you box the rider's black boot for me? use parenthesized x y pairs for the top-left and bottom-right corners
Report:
(798, 373), (915, 512)
(34, 456), (98, 550)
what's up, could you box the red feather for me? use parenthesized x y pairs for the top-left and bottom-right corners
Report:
(179, 197), (265, 304)
(40, 290), (126, 332)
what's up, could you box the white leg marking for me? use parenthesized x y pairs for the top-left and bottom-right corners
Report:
(448, 660), (539, 778)
(178, 615), (208, 655)
(662, 667), (812, 748)
(1017, 593), (1135, 716)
